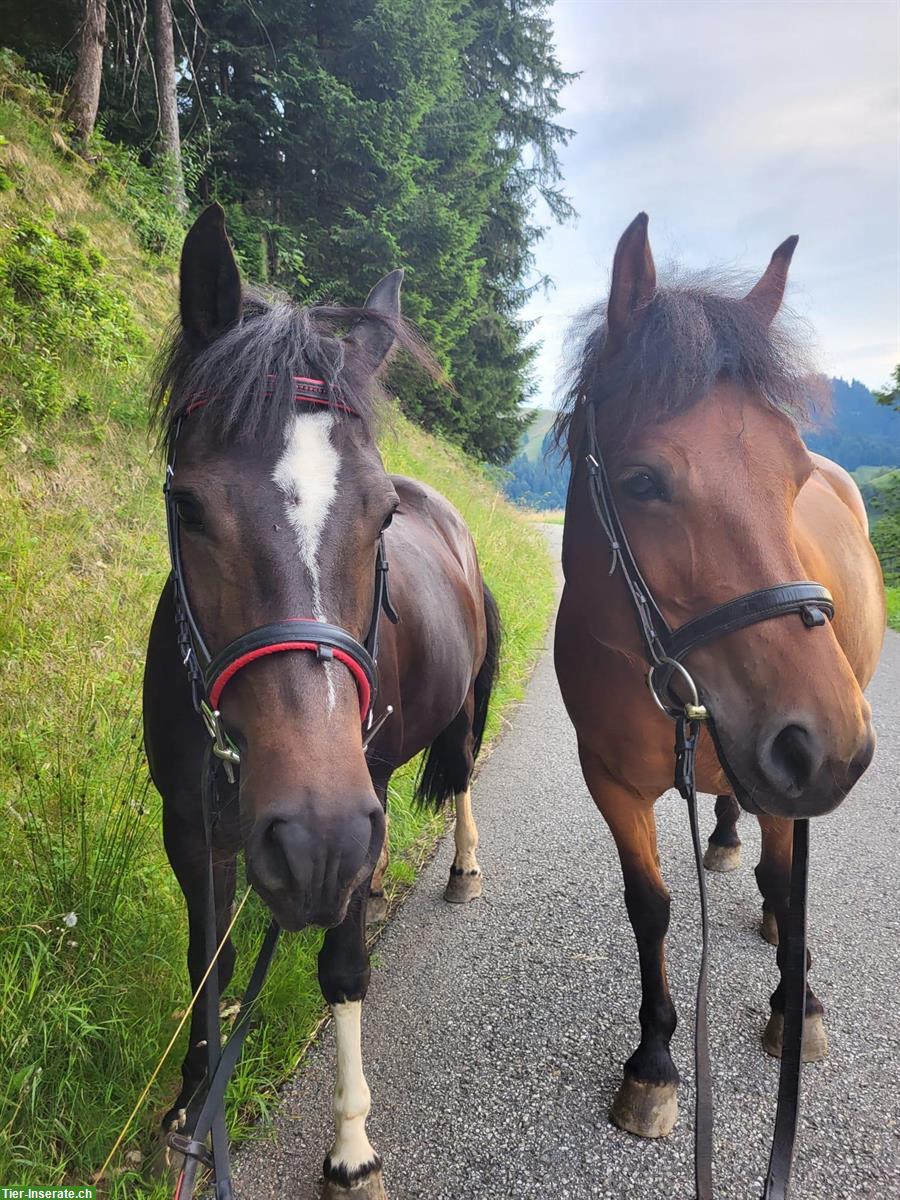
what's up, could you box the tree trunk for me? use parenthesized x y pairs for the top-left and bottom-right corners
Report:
(152, 0), (188, 213)
(66, 0), (107, 144)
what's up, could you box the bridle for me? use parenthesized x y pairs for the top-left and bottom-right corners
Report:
(165, 374), (399, 781)
(582, 408), (833, 1200)
(161, 377), (398, 1200)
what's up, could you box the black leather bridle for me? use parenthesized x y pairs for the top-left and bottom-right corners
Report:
(161, 379), (397, 1200)
(582, 409), (833, 1200)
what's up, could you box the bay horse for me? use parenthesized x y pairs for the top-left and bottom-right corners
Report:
(554, 214), (884, 1143)
(143, 204), (500, 1199)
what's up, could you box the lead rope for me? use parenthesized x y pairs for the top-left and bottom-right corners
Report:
(172, 749), (281, 1200)
(676, 717), (810, 1200)
(675, 718), (714, 1200)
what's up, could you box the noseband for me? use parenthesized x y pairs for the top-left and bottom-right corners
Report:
(582, 408), (833, 1200)
(164, 376), (398, 778)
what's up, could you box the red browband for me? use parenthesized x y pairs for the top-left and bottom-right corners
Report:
(184, 376), (358, 418)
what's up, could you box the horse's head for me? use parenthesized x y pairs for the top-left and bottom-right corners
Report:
(156, 205), (431, 930)
(573, 213), (875, 818)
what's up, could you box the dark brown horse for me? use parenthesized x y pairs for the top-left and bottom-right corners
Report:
(554, 214), (884, 1140)
(143, 205), (500, 1198)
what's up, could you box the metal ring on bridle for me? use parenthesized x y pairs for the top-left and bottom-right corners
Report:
(647, 657), (709, 721)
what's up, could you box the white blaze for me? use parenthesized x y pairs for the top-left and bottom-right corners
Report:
(272, 410), (340, 706)
(329, 1000), (378, 1174)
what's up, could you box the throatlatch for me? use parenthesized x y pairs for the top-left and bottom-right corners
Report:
(583, 408), (827, 1200)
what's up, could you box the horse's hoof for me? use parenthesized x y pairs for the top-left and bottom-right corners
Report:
(444, 867), (482, 904)
(149, 1109), (188, 1181)
(366, 891), (388, 926)
(760, 909), (779, 946)
(322, 1164), (387, 1199)
(703, 842), (741, 872)
(610, 1077), (678, 1138)
(762, 1010), (828, 1062)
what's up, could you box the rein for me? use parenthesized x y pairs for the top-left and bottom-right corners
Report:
(582, 410), (831, 1200)
(161, 379), (398, 1199)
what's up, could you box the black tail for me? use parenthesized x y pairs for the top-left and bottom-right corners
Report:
(414, 582), (502, 809)
(471, 583), (501, 761)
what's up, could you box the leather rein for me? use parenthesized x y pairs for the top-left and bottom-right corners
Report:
(581, 409), (832, 1200)
(162, 378), (397, 1200)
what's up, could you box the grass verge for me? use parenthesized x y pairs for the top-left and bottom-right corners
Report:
(523, 507), (564, 525)
(886, 586), (900, 631)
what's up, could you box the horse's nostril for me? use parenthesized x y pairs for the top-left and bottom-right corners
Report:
(767, 724), (815, 794)
(257, 818), (293, 890)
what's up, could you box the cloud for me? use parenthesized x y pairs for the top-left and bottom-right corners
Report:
(524, 0), (900, 402)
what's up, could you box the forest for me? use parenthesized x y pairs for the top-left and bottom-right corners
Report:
(1, 0), (575, 462)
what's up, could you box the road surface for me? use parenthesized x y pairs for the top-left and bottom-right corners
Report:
(235, 526), (900, 1199)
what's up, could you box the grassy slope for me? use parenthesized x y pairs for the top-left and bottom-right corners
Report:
(887, 587), (900, 632)
(0, 64), (555, 1187)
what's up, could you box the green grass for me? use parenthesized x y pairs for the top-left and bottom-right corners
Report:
(523, 507), (564, 525)
(0, 53), (555, 1191)
(886, 586), (900, 631)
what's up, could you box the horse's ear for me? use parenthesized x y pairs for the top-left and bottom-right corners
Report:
(745, 235), (799, 325)
(179, 203), (242, 348)
(607, 212), (656, 349)
(348, 269), (404, 371)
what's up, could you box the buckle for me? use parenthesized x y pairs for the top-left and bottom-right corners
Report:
(200, 701), (241, 783)
(165, 1131), (213, 1168)
(647, 658), (709, 722)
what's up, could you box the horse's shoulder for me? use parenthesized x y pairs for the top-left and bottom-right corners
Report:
(806, 452), (869, 534)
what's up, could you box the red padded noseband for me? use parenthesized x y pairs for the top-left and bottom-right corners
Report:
(207, 638), (372, 717)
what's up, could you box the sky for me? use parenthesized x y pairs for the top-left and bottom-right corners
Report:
(522, 0), (900, 405)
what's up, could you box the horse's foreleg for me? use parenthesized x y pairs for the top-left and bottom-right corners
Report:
(580, 746), (678, 1139)
(755, 813), (828, 1062)
(318, 881), (386, 1200)
(703, 792), (742, 872)
(160, 796), (238, 1136)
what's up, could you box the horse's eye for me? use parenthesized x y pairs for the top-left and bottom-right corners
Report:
(380, 507), (397, 532)
(623, 471), (666, 502)
(174, 494), (205, 531)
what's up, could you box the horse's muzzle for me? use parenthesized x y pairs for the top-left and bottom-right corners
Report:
(748, 714), (875, 818)
(245, 798), (385, 931)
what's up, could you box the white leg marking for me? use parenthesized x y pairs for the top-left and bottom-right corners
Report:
(453, 787), (480, 873)
(272, 410), (340, 707)
(329, 1001), (377, 1174)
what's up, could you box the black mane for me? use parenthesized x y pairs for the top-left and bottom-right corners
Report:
(151, 286), (436, 453)
(554, 270), (828, 458)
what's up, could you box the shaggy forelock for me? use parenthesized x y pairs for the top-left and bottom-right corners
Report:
(151, 286), (437, 454)
(554, 268), (829, 458)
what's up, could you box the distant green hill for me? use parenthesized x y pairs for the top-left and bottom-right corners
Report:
(521, 407), (556, 461)
(854, 466), (900, 516)
(852, 465), (897, 486)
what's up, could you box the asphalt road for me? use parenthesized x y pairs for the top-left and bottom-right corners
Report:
(235, 526), (900, 1199)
